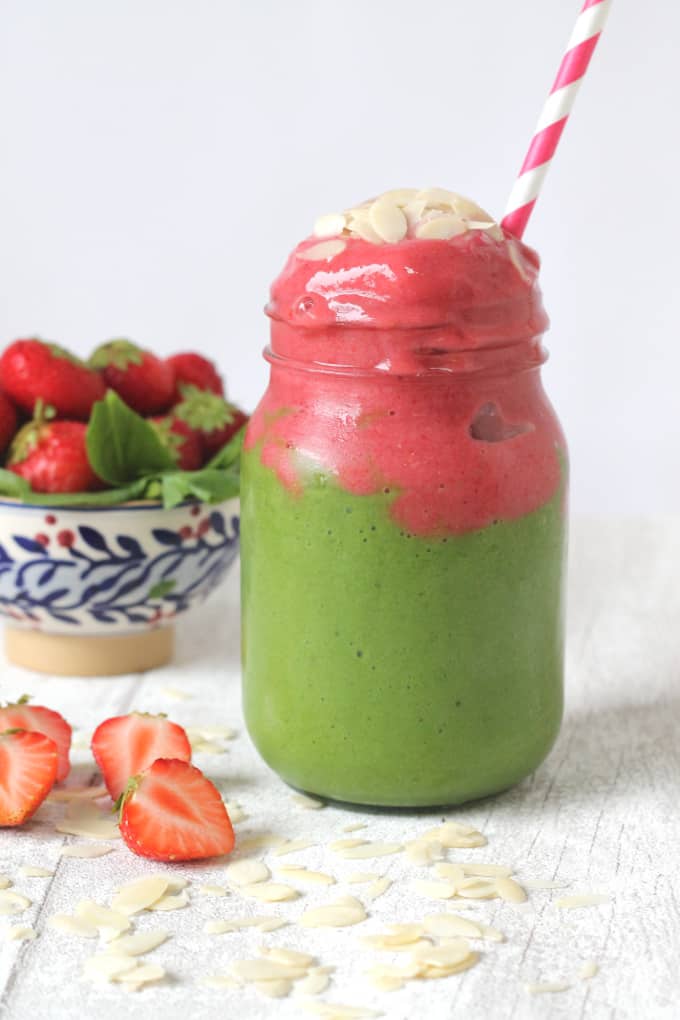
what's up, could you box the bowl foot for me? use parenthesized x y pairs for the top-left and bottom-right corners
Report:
(4, 627), (175, 677)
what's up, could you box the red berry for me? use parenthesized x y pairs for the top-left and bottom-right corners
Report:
(89, 339), (175, 416)
(173, 387), (248, 463)
(190, 505), (201, 517)
(119, 758), (235, 862)
(8, 419), (102, 495)
(150, 415), (203, 471)
(197, 518), (211, 537)
(35, 533), (49, 547)
(45, 514), (57, 525)
(166, 352), (224, 403)
(0, 390), (18, 455)
(57, 529), (76, 547)
(0, 339), (105, 420)
(179, 525), (193, 540)
(0, 697), (72, 782)
(91, 712), (192, 801)
(0, 730), (59, 825)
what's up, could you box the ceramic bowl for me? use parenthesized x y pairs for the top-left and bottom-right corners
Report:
(0, 496), (240, 676)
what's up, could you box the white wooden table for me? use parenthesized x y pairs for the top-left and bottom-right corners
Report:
(1, 517), (679, 1020)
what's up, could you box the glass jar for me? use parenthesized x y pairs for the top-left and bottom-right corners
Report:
(241, 230), (567, 807)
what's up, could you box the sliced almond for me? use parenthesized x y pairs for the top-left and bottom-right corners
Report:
(362, 923), (424, 948)
(61, 844), (114, 859)
(117, 962), (165, 988)
(0, 891), (32, 916)
(411, 879), (457, 900)
(273, 838), (316, 857)
(105, 929), (169, 956)
(4, 926), (36, 942)
(422, 822), (486, 848)
(342, 822), (367, 834)
(347, 211), (383, 244)
(160, 685), (191, 700)
(75, 900), (131, 938)
(347, 872), (381, 884)
(83, 953), (138, 982)
(415, 187), (458, 207)
(368, 973), (405, 992)
(364, 877), (391, 903)
(205, 916), (286, 934)
(523, 878), (570, 890)
(231, 959), (307, 982)
(224, 801), (248, 824)
(0, 876), (11, 890)
(242, 882), (299, 903)
(299, 896), (366, 928)
(295, 971), (330, 995)
(479, 924), (506, 942)
(262, 947), (316, 968)
(405, 839), (444, 865)
(297, 240), (346, 262)
(19, 865), (53, 878)
(433, 862), (465, 885)
(525, 981), (571, 995)
(56, 801), (120, 840)
(459, 862), (513, 878)
(579, 960), (599, 980)
(48, 914), (98, 939)
(555, 894), (610, 909)
(225, 859), (271, 886)
(369, 198), (407, 243)
(199, 884), (228, 897)
(415, 214), (467, 240)
(335, 841), (402, 859)
(254, 978), (293, 998)
(422, 914), (483, 939)
(147, 890), (189, 911)
(411, 938), (471, 968)
(456, 877), (499, 900)
(291, 793), (325, 810)
(495, 877), (527, 903)
(276, 866), (335, 886)
(314, 213), (346, 238)
(329, 839), (365, 852)
(111, 876), (169, 915)
(239, 833), (286, 852)
(300, 1002), (381, 1018)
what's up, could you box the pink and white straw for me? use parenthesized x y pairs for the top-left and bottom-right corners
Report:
(502, 0), (612, 239)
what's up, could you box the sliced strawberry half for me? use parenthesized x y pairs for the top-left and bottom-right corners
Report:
(119, 758), (235, 861)
(0, 696), (72, 781)
(0, 730), (59, 826)
(91, 712), (192, 800)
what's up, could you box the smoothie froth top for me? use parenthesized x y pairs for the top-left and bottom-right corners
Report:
(267, 188), (548, 345)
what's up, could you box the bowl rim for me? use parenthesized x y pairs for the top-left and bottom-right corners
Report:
(0, 495), (240, 514)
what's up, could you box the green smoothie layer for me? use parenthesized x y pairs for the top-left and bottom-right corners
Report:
(241, 451), (566, 807)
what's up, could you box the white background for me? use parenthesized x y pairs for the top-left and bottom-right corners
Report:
(0, 0), (677, 513)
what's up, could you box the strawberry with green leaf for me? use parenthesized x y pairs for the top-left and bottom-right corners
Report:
(0, 695), (72, 781)
(118, 758), (235, 861)
(0, 390), (18, 455)
(0, 730), (59, 826)
(8, 403), (103, 494)
(89, 339), (175, 416)
(0, 338), (106, 420)
(166, 352), (224, 402)
(173, 386), (248, 461)
(151, 415), (203, 470)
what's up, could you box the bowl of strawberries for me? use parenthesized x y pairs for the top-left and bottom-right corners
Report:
(0, 338), (248, 677)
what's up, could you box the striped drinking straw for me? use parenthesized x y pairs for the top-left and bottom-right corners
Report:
(501, 0), (612, 239)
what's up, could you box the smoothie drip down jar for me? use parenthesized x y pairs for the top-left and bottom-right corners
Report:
(241, 192), (568, 807)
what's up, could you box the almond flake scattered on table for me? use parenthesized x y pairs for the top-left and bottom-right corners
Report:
(61, 844), (114, 859)
(147, 890), (189, 911)
(55, 801), (120, 840)
(105, 929), (169, 957)
(299, 896), (367, 928)
(272, 838), (316, 857)
(4, 926), (37, 942)
(555, 893), (611, 909)
(19, 865), (54, 878)
(291, 793), (326, 810)
(0, 891), (32, 916)
(111, 876), (169, 914)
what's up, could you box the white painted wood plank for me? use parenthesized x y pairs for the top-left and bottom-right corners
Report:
(1, 519), (679, 1019)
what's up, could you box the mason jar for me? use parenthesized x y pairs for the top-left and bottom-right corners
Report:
(240, 221), (567, 807)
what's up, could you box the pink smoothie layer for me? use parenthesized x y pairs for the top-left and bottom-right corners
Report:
(247, 230), (565, 536)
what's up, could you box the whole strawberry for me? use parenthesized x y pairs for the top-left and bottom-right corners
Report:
(89, 339), (175, 416)
(0, 338), (106, 420)
(0, 390), (18, 455)
(166, 352), (224, 403)
(8, 413), (102, 494)
(173, 386), (249, 461)
(151, 416), (203, 471)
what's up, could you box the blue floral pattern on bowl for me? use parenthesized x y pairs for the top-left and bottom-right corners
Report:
(0, 497), (239, 635)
